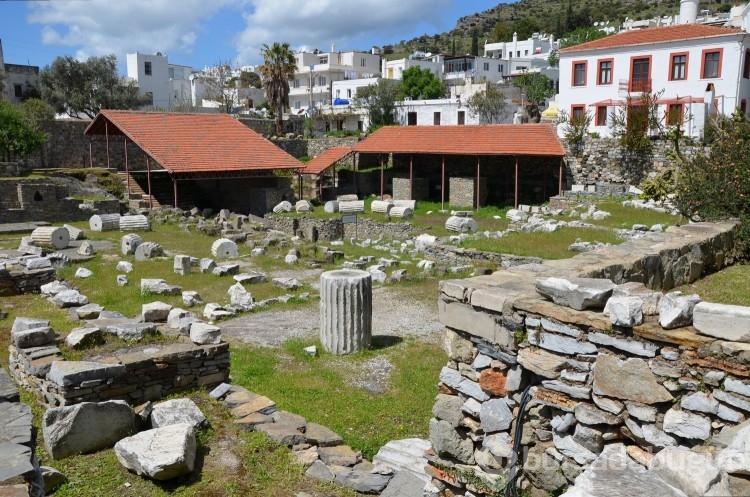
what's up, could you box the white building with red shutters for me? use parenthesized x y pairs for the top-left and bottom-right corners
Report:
(558, 2), (750, 139)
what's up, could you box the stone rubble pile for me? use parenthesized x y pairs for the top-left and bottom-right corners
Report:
(210, 382), (433, 495)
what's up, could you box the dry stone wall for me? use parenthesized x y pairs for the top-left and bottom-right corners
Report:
(564, 138), (709, 188)
(9, 341), (229, 408)
(430, 221), (740, 496)
(264, 215), (417, 241)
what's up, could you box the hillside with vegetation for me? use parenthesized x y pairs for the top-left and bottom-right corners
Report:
(381, 0), (734, 58)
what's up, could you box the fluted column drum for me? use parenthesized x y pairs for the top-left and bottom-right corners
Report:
(319, 269), (372, 355)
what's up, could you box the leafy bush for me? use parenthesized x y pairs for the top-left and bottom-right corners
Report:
(675, 111), (750, 258)
(639, 169), (674, 202)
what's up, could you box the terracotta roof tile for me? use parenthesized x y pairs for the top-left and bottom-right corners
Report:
(560, 24), (743, 53)
(353, 124), (565, 157)
(301, 147), (353, 174)
(85, 110), (301, 174)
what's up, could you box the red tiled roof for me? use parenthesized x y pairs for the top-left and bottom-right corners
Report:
(560, 24), (743, 53)
(353, 124), (565, 157)
(301, 147), (353, 174)
(85, 110), (301, 175)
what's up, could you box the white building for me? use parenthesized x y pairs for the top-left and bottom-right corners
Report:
(0, 39), (40, 103)
(382, 54), (443, 81)
(289, 48), (382, 113)
(558, 20), (750, 139)
(126, 52), (193, 109)
(484, 32), (559, 60)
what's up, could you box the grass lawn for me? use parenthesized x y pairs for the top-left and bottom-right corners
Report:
(676, 265), (750, 306)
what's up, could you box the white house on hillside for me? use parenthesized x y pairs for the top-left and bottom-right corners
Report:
(289, 48), (381, 113)
(382, 54), (443, 80)
(126, 52), (194, 109)
(0, 39), (40, 103)
(558, 2), (750, 139)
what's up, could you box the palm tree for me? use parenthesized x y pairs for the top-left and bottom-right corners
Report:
(260, 42), (297, 136)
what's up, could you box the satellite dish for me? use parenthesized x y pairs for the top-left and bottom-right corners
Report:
(594, 22), (599, 26)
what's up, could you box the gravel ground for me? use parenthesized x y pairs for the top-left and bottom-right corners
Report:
(220, 285), (444, 348)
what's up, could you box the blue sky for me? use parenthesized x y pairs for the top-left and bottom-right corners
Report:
(0, 0), (503, 73)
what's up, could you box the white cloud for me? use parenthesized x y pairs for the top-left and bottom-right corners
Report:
(234, 0), (449, 65)
(27, 0), (237, 62)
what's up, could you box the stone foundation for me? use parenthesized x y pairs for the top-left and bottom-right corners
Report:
(0, 267), (57, 297)
(264, 215), (417, 241)
(392, 177), (430, 200)
(9, 341), (230, 408)
(449, 177), (488, 208)
(429, 221), (740, 495)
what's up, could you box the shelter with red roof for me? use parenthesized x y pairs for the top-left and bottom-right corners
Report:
(349, 124), (565, 208)
(84, 111), (302, 213)
(558, 22), (750, 139)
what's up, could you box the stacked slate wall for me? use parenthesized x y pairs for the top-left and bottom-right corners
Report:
(429, 221), (740, 495)
(9, 341), (230, 408)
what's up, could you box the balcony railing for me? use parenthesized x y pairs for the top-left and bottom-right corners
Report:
(619, 79), (652, 93)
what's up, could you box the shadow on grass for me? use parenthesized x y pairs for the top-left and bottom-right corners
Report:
(370, 335), (403, 350)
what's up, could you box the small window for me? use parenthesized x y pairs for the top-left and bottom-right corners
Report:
(407, 112), (417, 125)
(483, 62), (489, 71)
(319, 76), (327, 86)
(742, 99), (747, 113)
(14, 84), (23, 98)
(598, 60), (612, 85)
(744, 50), (750, 79)
(571, 105), (585, 120)
(516, 51), (520, 57)
(524, 50), (529, 56)
(33, 191), (43, 201)
(346, 89), (352, 98)
(144, 61), (152, 76)
(667, 103), (683, 125)
(361, 58), (366, 67)
(499, 64), (504, 73)
(433, 112), (441, 125)
(293, 79), (299, 88)
(335, 89), (340, 98)
(702, 50), (721, 78)
(596, 106), (608, 126)
(294, 101), (301, 109)
(458, 111), (465, 125)
(573, 62), (587, 87)
(671, 54), (687, 81)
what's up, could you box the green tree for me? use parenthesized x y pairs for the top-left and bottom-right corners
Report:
(198, 60), (236, 114)
(547, 49), (559, 68)
(515, 73), (555, 106)
(398, 66), (444, 100)
(240, 70), (262, 89)
(18, 98), (54, 132)
(0, 101), (47, 160)
(39, 54), (150, 119)
(353, 79), (400, 132)
(471, 29), (479, 56)
(511, 18), (541, 41)
(259, 42), (298, 136)
(560, 26), (609, 48)
(609, 89), (664, 154)
(675, 111), (750, 258)
(466, 85), (510, 124)
(490, 22), (514, 43)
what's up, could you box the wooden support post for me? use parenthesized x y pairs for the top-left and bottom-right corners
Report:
(543, 162), (547, 201)
(173, 178), (178, 208)
(105, 121), (110, 170)
(124, 137), (130, 196)
(88, 138), (93, 168)
(476, 156), (481, 210)
(514, 157), (519, 209)
(559, 159), (564, 196)
(441, 156), (445, 210)
(409, 155), (413, 200)
(146, 156), (152, 210)
(380, 156), (384, 200)
(353, 153), (358, 192)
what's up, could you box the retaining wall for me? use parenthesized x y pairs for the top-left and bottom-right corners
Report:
(423, 245), (543, 268)
(0, 267), (57, 297)
(9, 341), (230, 408)
(264, 215), (417, 241)
(430, 221), (740, 495)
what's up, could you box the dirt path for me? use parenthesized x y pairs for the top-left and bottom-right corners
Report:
(220, 285), (444, 348)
